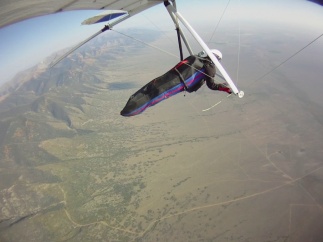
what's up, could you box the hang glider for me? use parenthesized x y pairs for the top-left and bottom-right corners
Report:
(0, 0), (244, 98)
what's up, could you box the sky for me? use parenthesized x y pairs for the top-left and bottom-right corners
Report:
(0, 0), (323, 86)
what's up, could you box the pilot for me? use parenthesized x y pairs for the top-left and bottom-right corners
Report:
(121, 49), (232, 116)
(188, 49), (232, 94)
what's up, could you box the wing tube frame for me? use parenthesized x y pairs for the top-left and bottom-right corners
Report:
(164, 1), (243, 97)
(164, 1), (193, 57)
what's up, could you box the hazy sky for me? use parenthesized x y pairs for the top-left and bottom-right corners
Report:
(0, 0), (322, 86)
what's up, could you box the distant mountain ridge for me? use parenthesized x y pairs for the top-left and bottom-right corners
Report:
(0, 28), (159, 99)
(0, 28), (160, 164)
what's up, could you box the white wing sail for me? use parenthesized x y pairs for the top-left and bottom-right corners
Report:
(0, 0), (164, 29)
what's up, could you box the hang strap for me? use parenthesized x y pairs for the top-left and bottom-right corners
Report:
(174, 67), (190, 92)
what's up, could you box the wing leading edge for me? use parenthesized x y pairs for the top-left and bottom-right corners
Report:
(0, 0), (164, 29)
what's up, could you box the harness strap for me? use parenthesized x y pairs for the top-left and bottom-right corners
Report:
(174, 68), (190, 92)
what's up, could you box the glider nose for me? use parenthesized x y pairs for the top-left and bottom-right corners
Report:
(120, 105), (131, 117)
(120, 98), (136, 117)
(120, 108), (129, 117)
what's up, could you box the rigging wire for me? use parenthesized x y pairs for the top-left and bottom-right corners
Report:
(202, 31), (323, 112)
(203, 0), (239, 112)
(250, 32), (323, 85)
(203, 0), (232, 111)
(111, 29), (216, 81)
(208, 0), (232, 44)
(111, 29), (180, 59)
(236, 0), (241, 85)
(142, 13), (177, 46)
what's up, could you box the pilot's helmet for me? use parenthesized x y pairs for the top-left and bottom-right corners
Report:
(198, 49), (222, 61)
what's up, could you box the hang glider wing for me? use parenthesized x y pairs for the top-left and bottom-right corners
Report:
(0, 0), (164, 29)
